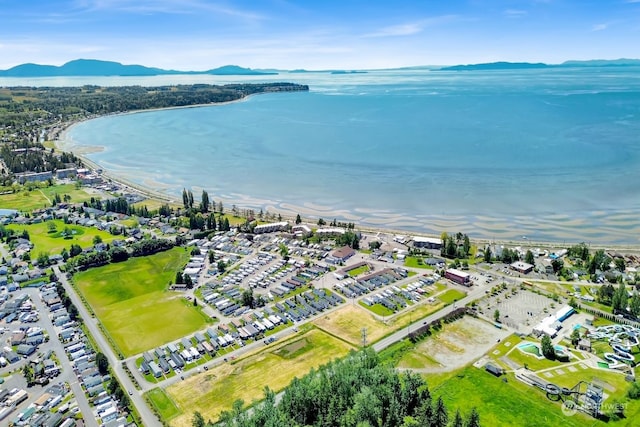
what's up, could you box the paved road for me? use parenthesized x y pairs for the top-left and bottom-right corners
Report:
(54, 266), (162, 427)
(29, 287), (98, 427)
(373, 283), (488, 352)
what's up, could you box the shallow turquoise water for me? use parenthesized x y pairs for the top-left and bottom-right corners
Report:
(63, 68), (640, 243)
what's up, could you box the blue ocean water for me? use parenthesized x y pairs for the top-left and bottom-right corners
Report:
(62, 68), (640, 243)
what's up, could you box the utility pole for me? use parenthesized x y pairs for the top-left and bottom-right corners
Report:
(361, 327), (367, 347)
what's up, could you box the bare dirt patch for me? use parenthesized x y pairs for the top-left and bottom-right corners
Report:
(401, 316), (510, 373)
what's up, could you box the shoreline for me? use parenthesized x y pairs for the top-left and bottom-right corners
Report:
(54, 101), (640, 252)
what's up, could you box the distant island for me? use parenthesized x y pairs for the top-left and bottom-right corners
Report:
(0, 59), (278, 77)
(330, 70), (368, 75)
(439, 62), (549, 71)
(2, 58), (640, 78)
(438, 59), (640, 71)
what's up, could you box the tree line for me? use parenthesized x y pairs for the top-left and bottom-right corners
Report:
(193, 348), (480, 427)
(68, 238), (174, 270)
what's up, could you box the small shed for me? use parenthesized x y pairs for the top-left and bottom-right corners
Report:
(485, 363), (503, 377)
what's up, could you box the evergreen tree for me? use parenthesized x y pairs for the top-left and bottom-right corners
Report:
(462, 235), (471, 256)
(96, 352), (109, 375)
(465, 408), (480, 427)
(612, 282), (628, 312)
(295, 214), (302, 224)
(630, 293), (640, 317)
(184, 274), (193, 289)
(451, 410), (464, 427)
(188, 190), (194, 209)
(417, 396), (434, 426)
(192, 412), (205, 427)
(525, 250), (535, 265)
(541, 334), (555, 360)
(484, 247), (492, 263)
(432, 397), (449, 427)
(200, 190), (210, 213)
(182, 188), (189, 209)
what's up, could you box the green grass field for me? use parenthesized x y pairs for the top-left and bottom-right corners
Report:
(146, 389), (181, 421)
(417, 330), (640, 427)
(347, 264), (370, 277)
(438, 289), (467, 304)
(74, 248), (211, 356)
(7, 219), (116, 254)
(166, 328), (354, 427)
(404, 256), (433, 269)
(0, 184), (92, 211)
(430, 367), (602, 427)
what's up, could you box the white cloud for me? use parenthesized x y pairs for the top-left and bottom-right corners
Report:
(364, 15), (460, 38)
(591, 23), (608, 31)
(503, 9), (527, 18)
(73, 0), (264, 20)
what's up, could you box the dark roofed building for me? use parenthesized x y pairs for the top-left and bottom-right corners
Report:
(331, 246), (356, 262)
(485, 363), (503, 377)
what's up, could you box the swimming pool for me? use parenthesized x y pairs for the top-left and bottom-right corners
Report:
(518, 342), (542, 357)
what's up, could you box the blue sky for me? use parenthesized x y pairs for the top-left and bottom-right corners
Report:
(0, 0), (639, 70)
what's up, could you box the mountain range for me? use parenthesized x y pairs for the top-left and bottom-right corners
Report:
(438, 58), (640, 71)
(1, 58), (640, 77)
(0, 59), (277, 77)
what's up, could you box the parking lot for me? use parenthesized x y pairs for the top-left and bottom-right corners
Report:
(477, 286), (556, 333)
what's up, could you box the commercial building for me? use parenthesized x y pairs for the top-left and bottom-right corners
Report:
(15, 171), (53, 184)
(411, 236), (443, 250)
(253, 221), (288, 234)
(330, 246), (356, 263)
(510, 261), (534, 274)
(445, 268), (471, 286)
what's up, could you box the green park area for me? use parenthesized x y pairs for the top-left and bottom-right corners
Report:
(438, 288), (467, 304)
(0, 183), (92, 211)
(347, 264), (370, 277)
(146, 389), (181, 421)
(404, 256), (434, 269)
(7, 219), (116, 254)
(388, 325), (640, 427)
(74, 247), (211, 356)
(161, 327), (354, 427)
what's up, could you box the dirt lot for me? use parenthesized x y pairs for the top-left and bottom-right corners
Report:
(400, 316), (510, 373)
(313, 304), (391, 345)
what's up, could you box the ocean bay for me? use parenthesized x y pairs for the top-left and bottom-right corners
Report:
(60, 68), (640, 244)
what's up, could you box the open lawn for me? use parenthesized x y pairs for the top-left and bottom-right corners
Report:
(132, 198), (176, 212)
(166, 328), (354, 427)
(359, 301), (394, 317)
(388, 300), (447, 329)
(505, 345), (574, 372)
(430, 367), (605, 427)
(7, 219), (116, 254)
(0, 184), (92, 211)
(146, 389), (181, 421)
(347, 264), (370, 277)
(74, 248), (210, 356)
(404, 256), (433, 269)
(438, 289), (467, 304)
